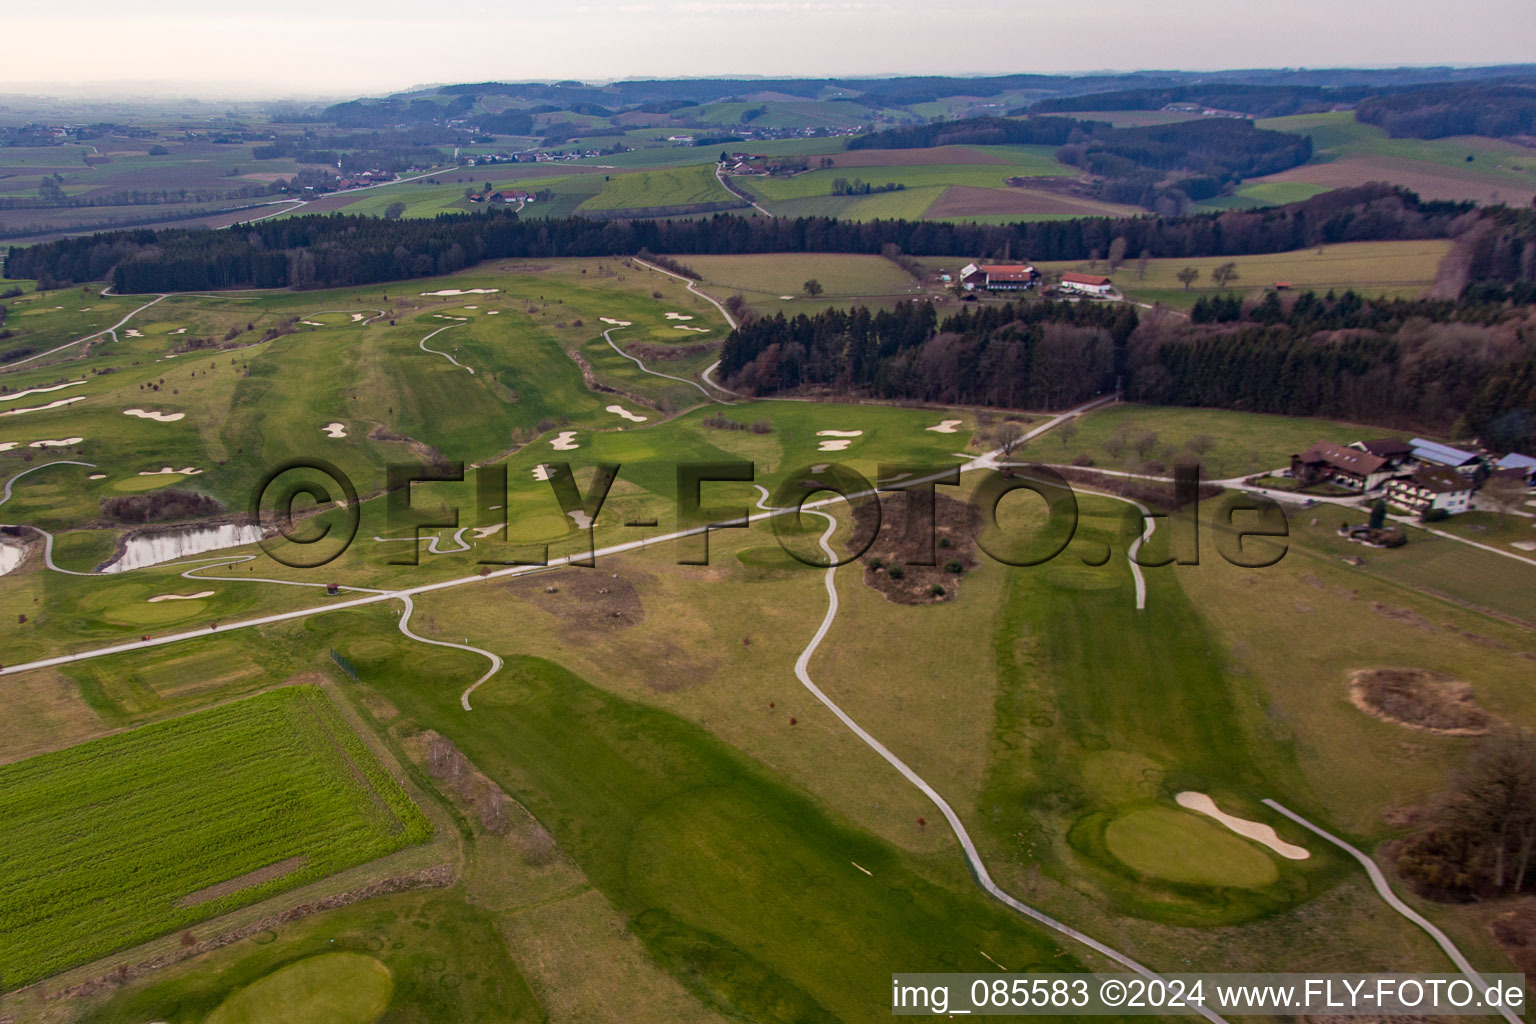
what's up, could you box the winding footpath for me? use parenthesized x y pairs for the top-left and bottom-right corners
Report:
(769, 487), (1227, 1022)
(1263, 800), (1523, 1024)
(418, 322), (474, 373)
(1, 460), (94, 507)
(395, 593), (504, 711)
(601, 323), (729, 405)
(8, 294), (169, 367)
(631, 256), (744, 400)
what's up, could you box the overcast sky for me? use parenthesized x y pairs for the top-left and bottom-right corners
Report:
(2, 0), (1534, 98)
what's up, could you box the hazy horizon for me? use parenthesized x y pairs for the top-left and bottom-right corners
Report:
(2, 0), (1533, 99)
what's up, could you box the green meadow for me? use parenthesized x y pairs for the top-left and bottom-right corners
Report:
(0, 686), (430, 988)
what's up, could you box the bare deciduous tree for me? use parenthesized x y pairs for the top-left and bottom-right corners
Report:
(1107, 236), (1128, 272)
(995, 422), (1026, 459)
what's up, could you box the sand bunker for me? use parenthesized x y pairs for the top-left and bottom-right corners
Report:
(433, 314), (469, 321)
(147, 591), (215, 603)
(0, 543), (25, 576)
(29, 437), (84, 448)
(673, 325), (710, 333)
(664, 312), (694, 320)
(171, 327), (187, 334)
(1175, 792), (1310, 860)
(0, 380), (86, 402)
(350, 313), (365, 321)
(486, 310), (500, 315)
(138, 466), (202, 476)
(606, 404), (648, 423)
(473, 523), (505, 539)
(322, 422), (347, 438)
(5, 396), (86, 415)
(124, 329), (143, 338)
(88, 473), (106, 480)
(0, 442), (16, 452)
(549, 431), (579, 451)
(420, 288), (500, 296)
(300, 320), (325, 327)
(123, 408), (184, 422)
(810, 463), (830, 473)
(600, 317), (632, 326)
(1513, 540), (1536, 552)
(464, 305), (478, 310)
(778, 295), (795, 300)
(816, 429), (863, 453)
(1348, 667), (1497, 735)
(567, 509), (594, 529)
(531, 464), (552, 481)
(927, 419), (963, 433)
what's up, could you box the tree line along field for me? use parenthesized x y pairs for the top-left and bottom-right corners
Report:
(1037, 239), (1453, 309)
(0, 685), (431, 990)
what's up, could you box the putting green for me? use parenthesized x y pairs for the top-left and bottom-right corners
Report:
(102, 599), (209, 626)
(1104, 806), (1279, 889)
(109, 474), (190, 493)
(205, 952), (392, 1024)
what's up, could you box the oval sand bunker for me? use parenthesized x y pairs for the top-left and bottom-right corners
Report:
(1175, 791), (1309, 860)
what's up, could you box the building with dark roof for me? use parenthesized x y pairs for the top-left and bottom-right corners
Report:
(1291, 442), (1395, 491)
(1387, 467), (1474, 515)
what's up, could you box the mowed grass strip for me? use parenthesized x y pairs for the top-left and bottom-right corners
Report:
(0, 685), (431, 988)
(579, 164), (738, 211)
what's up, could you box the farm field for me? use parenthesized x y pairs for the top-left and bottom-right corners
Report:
(672, 252), (926, 313)
(1246, 111), (1536, 204)
(579, 164), (740, 211)
(1037, 403), (1399, 479)
(0, 685), (430, 989)
(1038, 239), (1453, 309)
(739, 157), (1074, 203)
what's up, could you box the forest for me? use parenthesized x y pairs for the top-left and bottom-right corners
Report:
(848, 116), (1313, 209)
(716, 291), (1536, 450)
(1355, 82), (1536, 139)
(5, 185), (1485, 294)
(1029, 83), (1378, 118)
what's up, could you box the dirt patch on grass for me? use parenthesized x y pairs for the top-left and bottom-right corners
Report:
(1490, 900), (1536, 976)
(851, 493), (982, 605)
(504, 565), (647, 631)
(178, 856), (307, 908)
(1348, 667), (1500, 735)
(1371, 601), (1440, 632)
(628, 339), (721, 362)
